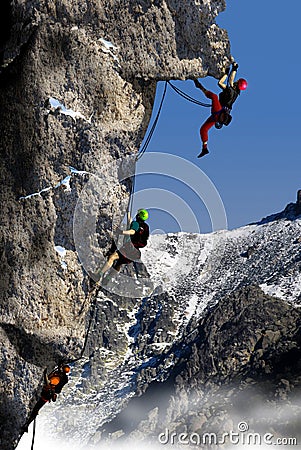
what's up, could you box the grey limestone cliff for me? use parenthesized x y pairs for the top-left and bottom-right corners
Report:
(0, 1), (231, 449)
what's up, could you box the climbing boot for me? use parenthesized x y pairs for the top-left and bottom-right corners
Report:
(197, 147), (209, 158)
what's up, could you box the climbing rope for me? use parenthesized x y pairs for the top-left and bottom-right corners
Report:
(125, 80), (168, 217)
(136, 81), (168, 161)
(30, 419), (36, 450)
(127, 173), (136, 219)
(66, 294), (98, 365)
(167, 81), (211, 107)
(137, 80), (210, 160)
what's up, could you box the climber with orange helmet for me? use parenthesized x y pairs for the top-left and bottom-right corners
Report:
(96, 209), (150, 283)
(21, 364), (70, 433)
(218, 62), (248, 111)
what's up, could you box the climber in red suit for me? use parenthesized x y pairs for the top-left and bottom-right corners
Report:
(194, 80), (232, 158)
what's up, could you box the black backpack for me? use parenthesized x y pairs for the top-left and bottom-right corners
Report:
(219, 85), (239, 110)
(131, 222), (149, 248)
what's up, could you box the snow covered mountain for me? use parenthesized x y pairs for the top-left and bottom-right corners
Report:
(24, 200), (301, 449)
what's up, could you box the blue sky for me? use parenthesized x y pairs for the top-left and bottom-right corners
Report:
(135, 0), (301, 233)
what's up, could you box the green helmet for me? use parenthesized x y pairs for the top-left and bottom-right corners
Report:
(137, 209), (149, 221)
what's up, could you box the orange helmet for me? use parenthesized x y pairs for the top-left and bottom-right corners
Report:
(49, 376), (60, 386)
(62, 365), (70, 374)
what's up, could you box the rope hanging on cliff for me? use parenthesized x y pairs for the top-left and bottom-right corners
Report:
(66, 295), (98, 365)
(30, 419), (36, 450)
(127, 81), (168, 216)
(127, 175), (135, 224)
(127, 171), (136, 219)
(136, 80), (168, 161)
(136, 80), (210, 163)
(167, 81), (211, 107)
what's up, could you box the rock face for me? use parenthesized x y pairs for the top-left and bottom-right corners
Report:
(0, 1), (231, 449)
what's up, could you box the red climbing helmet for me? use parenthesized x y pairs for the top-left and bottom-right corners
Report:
(237, 78), (248, 90)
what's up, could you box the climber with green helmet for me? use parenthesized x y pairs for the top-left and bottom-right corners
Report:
(98, 209), (150, 280)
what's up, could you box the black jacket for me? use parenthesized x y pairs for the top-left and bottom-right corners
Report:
(219, 85), (240, 110)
